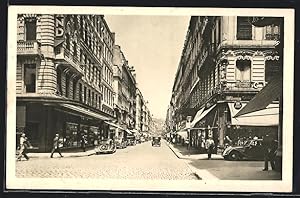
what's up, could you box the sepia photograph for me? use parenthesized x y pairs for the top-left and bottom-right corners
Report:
(6, 6), (294, 192)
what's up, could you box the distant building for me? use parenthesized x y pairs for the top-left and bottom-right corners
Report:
(168, 16), (281, 150)
(16, 14), (115, 152)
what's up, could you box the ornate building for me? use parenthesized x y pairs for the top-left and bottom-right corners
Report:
(168, 16), (281, 151)
(113, 45), (137, 138)
(16, 14), (116, 152)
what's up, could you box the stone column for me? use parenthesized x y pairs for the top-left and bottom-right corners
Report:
(37, 14), (57, 94)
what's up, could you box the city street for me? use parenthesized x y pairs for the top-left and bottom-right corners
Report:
(16, 141), (198, 180)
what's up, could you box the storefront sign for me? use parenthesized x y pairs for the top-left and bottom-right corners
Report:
(234, 101), (242, 110)
(55, 15), (65, 38)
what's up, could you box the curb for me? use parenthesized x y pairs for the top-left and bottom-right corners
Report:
(26, 150), (96, 159)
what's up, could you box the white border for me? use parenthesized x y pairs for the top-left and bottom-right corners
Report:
(6, 6), (294, 192)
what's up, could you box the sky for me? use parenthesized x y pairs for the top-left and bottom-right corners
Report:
(105, 15), (190, 120)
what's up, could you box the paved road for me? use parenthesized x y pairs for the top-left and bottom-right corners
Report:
(16, 140), (198, 180)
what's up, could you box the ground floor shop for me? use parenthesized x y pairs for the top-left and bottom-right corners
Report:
(16, 101), (114, 152)
(173, 100), (279, 153)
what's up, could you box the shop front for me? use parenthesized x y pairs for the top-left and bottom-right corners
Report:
(16, 100), (113, 152)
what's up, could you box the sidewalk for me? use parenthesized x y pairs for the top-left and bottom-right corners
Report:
(24, 148), (96, 159)
(166, 141), (223, 160)
(165, 141), (282, 180)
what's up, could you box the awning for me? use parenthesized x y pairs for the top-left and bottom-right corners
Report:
(104, 121), (124, 130)
(234, 75), (282, 117)
(228, 103), (279, 126)
(125, 129), (133, 135)
(177, 130), (188, 139)
(190, 107), (205, 128)
(60, 104), (110, 121)
(190, 104), (216, 128)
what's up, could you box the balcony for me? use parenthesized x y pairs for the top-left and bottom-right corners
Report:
(55, 47), (84, 76)
(17, 41), (41, 56)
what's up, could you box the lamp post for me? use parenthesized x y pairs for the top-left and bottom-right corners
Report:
(186, 115), (192, 156)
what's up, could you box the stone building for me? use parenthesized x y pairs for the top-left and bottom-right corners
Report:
(16, 14), (116, 152)
(112, 45), (137, 139)
(168, 16), (281, 151)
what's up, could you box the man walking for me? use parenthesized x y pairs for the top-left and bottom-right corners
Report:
(17, 133), (31, 161)
(205, 136), (215, 160)
(50, 133), (63, 158)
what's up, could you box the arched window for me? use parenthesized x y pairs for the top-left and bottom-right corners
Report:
(236, 60), (251, 82)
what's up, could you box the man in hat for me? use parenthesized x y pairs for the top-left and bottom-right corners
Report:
(50, 133), (63, 158)
(17, 133), (30, 161)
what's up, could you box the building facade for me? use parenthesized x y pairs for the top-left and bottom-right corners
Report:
(112, 45), (137, 139)
(16, 14), (116, 152)
(168, 16), (281, 151)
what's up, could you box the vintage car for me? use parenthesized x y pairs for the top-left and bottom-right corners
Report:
(115, 138), (127, 149)
(127, 135), (136, 146)
(222, 139), (266, 161)
(95, 139), (116, 154)
(152, 136), (161, 147)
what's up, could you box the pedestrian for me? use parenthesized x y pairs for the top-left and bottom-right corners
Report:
(81, 134), (87, 152)
(50, 133), (63, 158)
(205, 136), (215, 160)
(17, 133), (31, 161)
(262, 134), (276, 171)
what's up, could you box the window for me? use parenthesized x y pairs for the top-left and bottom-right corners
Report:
(73, 80), (77, 100)
(65, 74), (70, 98)
(79, 83), (83, 102)
(66, 33), (71, 50)
(236, 60), (251, 82)
(73, 42), (77, 58)
(57, 68), (62, 95)
(24, 64), (36, 93)
(84, 86), (87, 103)
(265, 60), (280, 83)
(237, 17), (252, 40)
(265, 24), (280, 40)
(25, 18), (36, 41)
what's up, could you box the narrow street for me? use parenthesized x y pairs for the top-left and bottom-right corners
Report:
(16, 140), (198, 180)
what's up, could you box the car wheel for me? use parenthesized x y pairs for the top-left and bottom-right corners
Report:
(229, 151), (241, 161)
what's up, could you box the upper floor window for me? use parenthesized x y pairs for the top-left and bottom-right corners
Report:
(265, 60), (280, 83)
(265, 24), (280, 40)
(25, 18), (37, 41)
(237, 17), (252, 40)
(24, 64), (36, 93)
(236, 60), (251, 82)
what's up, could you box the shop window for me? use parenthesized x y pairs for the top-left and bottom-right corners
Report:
(236, 17), (252, 40)
(65, 122), (79, 147)
(25, 18), (36, 41)
(265, 60), (280, 83)
(265, 24), (280, 40)
(236, 60), (251, 82)
(24, 64), (36, 93)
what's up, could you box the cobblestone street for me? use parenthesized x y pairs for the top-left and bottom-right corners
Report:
(16, 141), (198, 180)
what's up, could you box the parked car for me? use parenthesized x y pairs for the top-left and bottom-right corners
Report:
(222, 139), (266, 161)
(152, 136), (161, 147)
(95, 139), (116, 154)
(127, 135), (136, 146)
(115, 138), (127, 149)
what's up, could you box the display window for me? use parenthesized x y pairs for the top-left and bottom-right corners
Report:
(65, 122), (79, 148)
